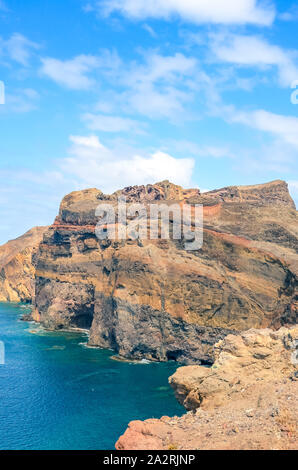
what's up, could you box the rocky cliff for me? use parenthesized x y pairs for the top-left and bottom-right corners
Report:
(116, 326), (298, 450)
(0, 226), (48, 303)
(33, 179), (297, 363)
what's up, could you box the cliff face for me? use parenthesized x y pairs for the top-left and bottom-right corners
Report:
(34, 180), (297, 363)
(169, 326), (298, 411)
(116, 326), (298, 450)
(0, 227), (48, 303)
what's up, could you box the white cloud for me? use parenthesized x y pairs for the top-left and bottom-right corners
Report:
(235, 140), (297, 175)
(0, 33), (39, 66)
(40, 55), (101, 89)
(0, 88), (39, 113)
(38, 49), (199, 118)
(123, 52), (197, 86)
(94, 100), (117, 114)
(165, 140), (234, 158)
(125, 85), (191, 119)
(0, 168), (69, 245)
(118, 52), (198, 119)
(209, 104), (298, 178)
(82, 112), (146, 133)
(229, 109), (298, 147)
(198, 145), (233, 158)
(99, 0), (275, 26)
(82, 3), (95, 13)
(69, 135), (104, 149)
(0, 136), (196, 244)
(39, 50), (121, 90)
(211, 33), (298, 87)
(62, 135), (195, 191)
(279, 5), (298, 21)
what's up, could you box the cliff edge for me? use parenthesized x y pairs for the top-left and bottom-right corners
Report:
(116, 326), (298, 450)
(33, 179), (297, 363)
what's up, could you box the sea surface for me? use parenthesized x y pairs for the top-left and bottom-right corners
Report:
(0, 302), (183, 450)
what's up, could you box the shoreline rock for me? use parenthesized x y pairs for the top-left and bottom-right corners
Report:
(116, 326), (298, 450)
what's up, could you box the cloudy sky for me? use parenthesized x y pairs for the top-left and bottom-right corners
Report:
(0, 0), (298, 243)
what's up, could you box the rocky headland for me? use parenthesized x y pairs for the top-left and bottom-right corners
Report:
(116, 326), (298, 450)
(0, 226), (47, 303)
(31, 179), (297, 363)
(0, 178), (297, 450)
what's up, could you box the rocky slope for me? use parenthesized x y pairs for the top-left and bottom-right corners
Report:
(33, 179), (297, 363)
(0, 226), (47, 303)
(116, 326), (298, 450)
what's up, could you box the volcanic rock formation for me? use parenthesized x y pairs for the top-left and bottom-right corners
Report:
(0, 226), (48, 303)
(116, 326), (298, 450)
(33, 179), (297, 363)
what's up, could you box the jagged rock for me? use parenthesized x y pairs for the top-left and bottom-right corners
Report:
(116, 327), (298, 450)
(34, 180), (297, 363)
(169, 326), (298, 410)
(206, 180), (296, 208)
(0, 227), (47, 303)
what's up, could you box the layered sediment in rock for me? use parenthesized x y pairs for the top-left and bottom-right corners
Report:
(116, 327), (298, 450)
(34, 179), (297, 363)
(0, 226), (47, 303)
(169, 326), (298, 410)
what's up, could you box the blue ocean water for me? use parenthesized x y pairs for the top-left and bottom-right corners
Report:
(0, 303), (183, 450)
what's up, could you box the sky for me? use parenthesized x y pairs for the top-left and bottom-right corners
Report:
(0, 0), (298, 244)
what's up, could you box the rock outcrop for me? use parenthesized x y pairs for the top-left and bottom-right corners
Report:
(0, 226), (48, 303)
(116, 327), (298, 450)
(34, 179), (297, 363)
(169, 326), (298, 410)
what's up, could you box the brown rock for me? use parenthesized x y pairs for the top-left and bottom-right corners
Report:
(33, 179), (297, 362)
(116, 327), (298, 450)
(169, 326), (298, 410)
(0, 226), (48, 303)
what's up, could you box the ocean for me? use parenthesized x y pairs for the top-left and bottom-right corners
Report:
(0, 302), (183, 450)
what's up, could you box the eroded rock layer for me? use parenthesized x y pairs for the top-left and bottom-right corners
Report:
(34, 180), (297, 363)
(116, 327), (298, 450)
(0, 226), (48, 302)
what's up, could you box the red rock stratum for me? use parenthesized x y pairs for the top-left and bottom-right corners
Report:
(32, 179), (297, 363)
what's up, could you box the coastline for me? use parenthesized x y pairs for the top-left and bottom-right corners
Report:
(0, 302), (183, 450)
(116, 326), (298, 450)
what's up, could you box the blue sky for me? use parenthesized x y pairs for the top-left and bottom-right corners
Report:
(0, 0), (298, 243)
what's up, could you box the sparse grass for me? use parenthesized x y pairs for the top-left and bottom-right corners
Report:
(275, 407), (296, 434)
(168, 443), (178, 450)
